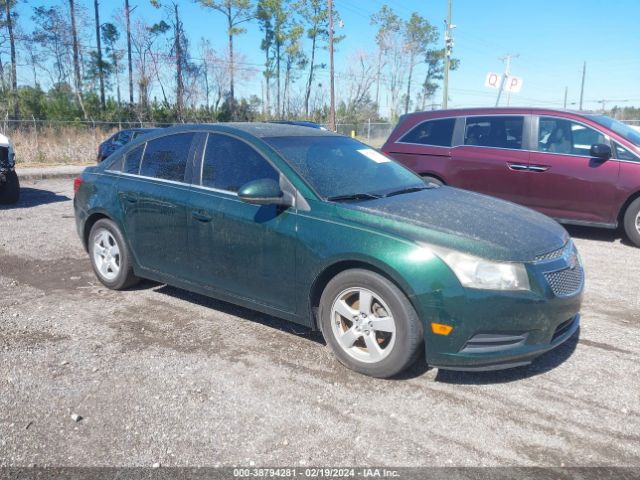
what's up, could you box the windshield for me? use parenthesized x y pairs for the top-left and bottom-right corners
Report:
(264, 135), (425, 199)
(587, 115), (640, 147)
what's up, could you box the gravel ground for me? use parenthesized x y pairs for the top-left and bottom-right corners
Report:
(0, 178), (639, 468)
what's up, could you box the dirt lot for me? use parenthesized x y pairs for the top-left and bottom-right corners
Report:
(1, 178), (639, 467)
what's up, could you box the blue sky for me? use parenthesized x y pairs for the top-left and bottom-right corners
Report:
(16, 0), (640, 114)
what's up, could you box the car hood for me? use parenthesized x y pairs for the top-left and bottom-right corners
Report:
(335, 186), (569, 262)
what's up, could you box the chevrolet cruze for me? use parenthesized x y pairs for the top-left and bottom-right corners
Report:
(74, 124), (583, 378)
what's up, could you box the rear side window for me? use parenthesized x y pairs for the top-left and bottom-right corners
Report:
(464, 116), (524, 149)
(123, 145), (144, 174)
(399, 118), (456, 147)
(202, 134), (279, 192)
(139, 133), (194, 182)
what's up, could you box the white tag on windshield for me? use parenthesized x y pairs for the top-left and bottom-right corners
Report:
(357, 148), (390, 163)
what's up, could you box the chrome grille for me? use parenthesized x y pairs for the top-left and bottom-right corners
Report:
(544, 266), (584, 297)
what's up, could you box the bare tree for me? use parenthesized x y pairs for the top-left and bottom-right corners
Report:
(195, 0), (253, 105)
(94, 0), (106, 110)
(68, 0), (87, 119)
(2, 0), (18, 118)
(125, 0), (134, 105)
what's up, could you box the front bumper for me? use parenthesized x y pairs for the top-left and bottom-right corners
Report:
(415, 242), (584, 371)
(430, 314), (580, 371)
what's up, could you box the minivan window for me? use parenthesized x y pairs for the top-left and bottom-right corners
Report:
(538, 117), (606, 156)
(614, 142), (640, 162)
(400, 118), (456, 147)
(139, 133), (194, 182)
(123, 144), (144, 174)
(202, 134), (279, 192)
(464, 116), (524, 149)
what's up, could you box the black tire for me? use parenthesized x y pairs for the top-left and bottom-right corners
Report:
(0, 170), (20, 204)
(421, 175), (444, 187)
(623, 197), (640, 248)
(319, 269), (423, 378)
(88, 218), (140, 290)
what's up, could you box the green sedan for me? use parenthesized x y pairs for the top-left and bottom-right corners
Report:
(73, 124), (583, 378)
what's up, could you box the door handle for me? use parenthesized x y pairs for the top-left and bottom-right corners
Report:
(122, 193), (138, 204)
(507, 163), (529, 171)
(529, 165), (550, 172)
(191, 211), (213, 223)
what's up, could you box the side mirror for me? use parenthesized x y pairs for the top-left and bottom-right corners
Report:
(238, 178), (293, 207)
(590, 143), (612, 160)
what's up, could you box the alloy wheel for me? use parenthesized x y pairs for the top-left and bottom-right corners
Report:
(92, 228), (121, 281)
(330, 287), (397, 364)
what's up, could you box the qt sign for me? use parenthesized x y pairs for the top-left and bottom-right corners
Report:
(485, 72), (523, 93)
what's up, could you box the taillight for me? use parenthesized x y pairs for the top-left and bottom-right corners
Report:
(73, 176), (83, 193)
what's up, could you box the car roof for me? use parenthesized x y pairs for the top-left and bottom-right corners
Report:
(160, 122), (337, 139)
(399, 107), (588, 121)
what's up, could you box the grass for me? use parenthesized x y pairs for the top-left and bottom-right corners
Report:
(7, 126), (388, 168)
(9, 127), (116, 167)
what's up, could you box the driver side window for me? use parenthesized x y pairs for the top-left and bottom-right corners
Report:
(538, 117), (607, 156)
(201, 134), (279, 192)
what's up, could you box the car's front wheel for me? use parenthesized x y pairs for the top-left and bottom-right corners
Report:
(89, 219), (139, 290)
(421, 175), (444, 187)
(319, 269), (423, 378)
(623, 197), (640, 248)
(0, 170), (20, 204)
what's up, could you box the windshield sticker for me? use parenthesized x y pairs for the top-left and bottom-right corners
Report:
(357, 148), (391, 163)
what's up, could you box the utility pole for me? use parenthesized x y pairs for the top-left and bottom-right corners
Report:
(563, 86), (568, 109)
(94, 0), (106, 110)
(125, 0), (134, 106)
(579, 61), (586, 111)
(495, 53), (518, 107)
(328, 0), (336, 131)
(442, 0), (454, 109)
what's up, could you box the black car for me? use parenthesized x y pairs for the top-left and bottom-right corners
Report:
(0, 134), (18, 204)
(97, 128), (158, 163)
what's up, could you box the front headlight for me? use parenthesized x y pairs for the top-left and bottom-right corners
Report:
(431, 246), (531, 291)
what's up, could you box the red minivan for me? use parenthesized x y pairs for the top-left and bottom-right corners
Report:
(382, 108), (640, 247)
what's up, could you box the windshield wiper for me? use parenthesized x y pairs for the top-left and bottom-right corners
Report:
(383, 186), (430, 198)
(327, 192), (382, 202)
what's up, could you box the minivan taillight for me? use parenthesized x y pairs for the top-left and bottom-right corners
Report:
(73, 176), (83, 193)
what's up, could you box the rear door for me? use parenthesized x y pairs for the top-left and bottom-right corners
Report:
(449, 114), (531, 204)
(383, 117), (456, 180)
(527, 116), (620, 224)
(118, 132), (197, 277)
(187, 133), (298, 313)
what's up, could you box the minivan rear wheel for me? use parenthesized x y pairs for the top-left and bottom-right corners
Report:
(319, 269), (423, 378)
(623, 197), (640, 248)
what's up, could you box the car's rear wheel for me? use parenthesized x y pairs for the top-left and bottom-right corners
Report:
(0, 170), (20, 204)
(89, 219), (139, 290)
(623, 197), (640, 248)
(421, 175), (444, 187)
(319, 269), (423, 378)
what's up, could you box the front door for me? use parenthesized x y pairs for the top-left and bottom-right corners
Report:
(527, 116), (620, 224)
(449, 115), (531, 205)
(188, 133), (297, 313)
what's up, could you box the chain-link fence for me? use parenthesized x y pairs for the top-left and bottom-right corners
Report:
(335, 122), (395, 148)
(3, 117), (639, 166)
